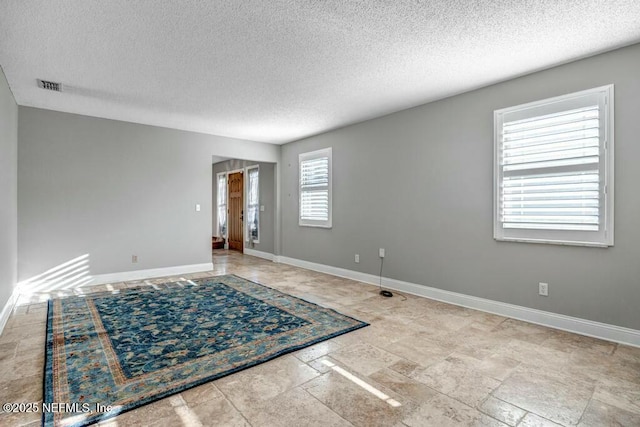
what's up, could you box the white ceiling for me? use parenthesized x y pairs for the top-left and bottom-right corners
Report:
(1, 1), (639, 144)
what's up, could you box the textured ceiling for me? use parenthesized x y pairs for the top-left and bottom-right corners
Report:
(1, 1), (639, 144)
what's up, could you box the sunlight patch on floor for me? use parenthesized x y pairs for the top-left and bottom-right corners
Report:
(321, 359), (401, 407)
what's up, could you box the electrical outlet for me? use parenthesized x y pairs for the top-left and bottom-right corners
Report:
(379, 248), (385, 258)
(132, 255), (138, 263)
(539, 282), (549, 296)
(195, 204), (201, 212)
(355, 254), (360, 263)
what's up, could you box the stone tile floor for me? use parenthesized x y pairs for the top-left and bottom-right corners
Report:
(1, 250), (639, 426)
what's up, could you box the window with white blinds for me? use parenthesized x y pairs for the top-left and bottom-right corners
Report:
(494, 85), (614, 247)
(246, 165), (259, 242)
(299, 147), (332, 228)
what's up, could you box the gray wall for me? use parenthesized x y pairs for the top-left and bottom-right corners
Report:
(0, 67), (18, 311)
(18, 107), (279, 282)
(212, 160), (276, 254)
(281, 43), (640, 330)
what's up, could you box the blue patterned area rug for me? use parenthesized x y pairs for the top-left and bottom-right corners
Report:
(44, 274), (368, 427)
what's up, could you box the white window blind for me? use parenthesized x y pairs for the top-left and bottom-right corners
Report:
(299, 147), (332, 228)
(246, 166), (259, 242)
(494, 85), (614, 247)
(217, 173), (227, 237)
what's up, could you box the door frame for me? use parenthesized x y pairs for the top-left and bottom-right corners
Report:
(219, 168), (244, 250)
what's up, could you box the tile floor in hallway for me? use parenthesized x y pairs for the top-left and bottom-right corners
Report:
(1, 250), (639, 427)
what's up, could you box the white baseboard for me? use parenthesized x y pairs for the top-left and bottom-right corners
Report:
(88, 262), (214, 286)
(243, 248), (275, 261)
(0, 287), (20, 336)
(276, 256), (640, 348)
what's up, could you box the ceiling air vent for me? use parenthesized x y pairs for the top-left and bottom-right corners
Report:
(37, 79), (63, 92)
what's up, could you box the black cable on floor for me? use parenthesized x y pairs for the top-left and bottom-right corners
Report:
(378, 257), (408, 301)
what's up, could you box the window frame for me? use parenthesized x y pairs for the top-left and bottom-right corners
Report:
(493, 85), (614, 247)
(216, 171), (228, 239)
(245, 165), (260, 243)
(299, 147), (333, 228)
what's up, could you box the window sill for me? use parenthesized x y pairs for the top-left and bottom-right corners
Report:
(494, 236), (612, 248)
(299, 222), (332, 229)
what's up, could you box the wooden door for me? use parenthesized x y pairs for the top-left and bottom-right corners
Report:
(228, 172), (244, 251)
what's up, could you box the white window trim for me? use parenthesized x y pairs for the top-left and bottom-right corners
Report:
(493, 85), (614, 247)
(299, 147), (332, 228)
(245, 165), (260, 243)
(216, 171), (228, 239)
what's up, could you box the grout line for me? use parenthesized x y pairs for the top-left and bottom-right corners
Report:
(485, 395), (530, 426)
(303, 386), (356, 426)
(611, 342), (621, 356)
(211, 383), (255, 427)
(575, 387), (596, 426)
